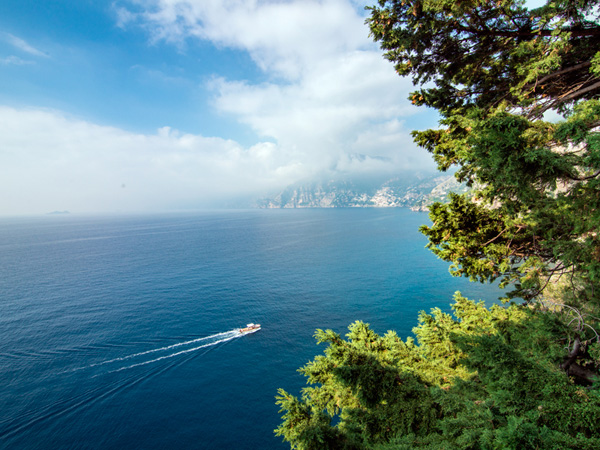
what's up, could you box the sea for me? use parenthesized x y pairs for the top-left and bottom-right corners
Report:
(0, 208), (504, 449)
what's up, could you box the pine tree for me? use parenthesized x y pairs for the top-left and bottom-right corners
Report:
(276, 295), (600, 448)
(367, 0), (600, 305)
(276, 1), (600, 447)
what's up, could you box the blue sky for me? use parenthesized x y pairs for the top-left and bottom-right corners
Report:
(0, 0), (441, 215)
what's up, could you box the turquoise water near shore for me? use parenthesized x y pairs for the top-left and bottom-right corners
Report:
(0, 209), (504, 449)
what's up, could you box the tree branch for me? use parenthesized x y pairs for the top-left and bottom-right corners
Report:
(531, 62), (592, 87)
(482, 227), (509, 246)
(457, 25), (600, 38)
(566, 169), (600, 182)
(557, 80), (600, 103)
(536, 80), (600, 115)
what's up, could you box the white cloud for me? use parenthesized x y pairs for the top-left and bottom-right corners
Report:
(211, 50), (415, 141)
(118, 0), (369, 79)
(0, 55), (34, 65)
(1, 32), (49, 58)
(0, 104), (429, 215)
(209, 50), (431, 173)
(117, 0), (434, 173)
(0, 107), (304, 215)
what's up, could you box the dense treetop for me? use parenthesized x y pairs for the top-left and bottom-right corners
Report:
(368, 0), (600, 304)
(368, 0), (600, 118)
(276, 1), (600, 448)
(276, 296), (600, 449)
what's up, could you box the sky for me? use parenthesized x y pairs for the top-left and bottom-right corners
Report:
(0, 0), (444, 215)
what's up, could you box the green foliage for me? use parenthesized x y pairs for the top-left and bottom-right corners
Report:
(367, 0), (600, 116)
(276, 295), (600, 449)
(277, 1), (600, 448)
(367, 0), (600, 304)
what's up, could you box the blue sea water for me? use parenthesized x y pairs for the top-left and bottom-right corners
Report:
(0, 209), (504, 449)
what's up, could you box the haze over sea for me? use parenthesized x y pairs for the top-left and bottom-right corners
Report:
(0, 209), (504, 449)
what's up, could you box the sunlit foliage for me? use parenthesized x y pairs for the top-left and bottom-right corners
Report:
(276, 295), (600, 449)
(276, 1), (600, 447)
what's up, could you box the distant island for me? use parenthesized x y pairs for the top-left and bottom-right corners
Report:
(47, 210), (71, 215)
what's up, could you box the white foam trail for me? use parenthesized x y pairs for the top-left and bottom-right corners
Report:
(111, 333), (241, 372)
(74, 330), (239, 372)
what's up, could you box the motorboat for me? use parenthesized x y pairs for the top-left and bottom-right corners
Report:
(239, 323), (261, 334)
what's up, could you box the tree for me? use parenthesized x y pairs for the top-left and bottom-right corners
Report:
(276, 295), (600, 449)
(367, 0), (600, 305)
(276, 1), (600, 447)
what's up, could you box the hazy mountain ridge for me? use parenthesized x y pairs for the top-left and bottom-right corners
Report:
(256, 173), (467, 210)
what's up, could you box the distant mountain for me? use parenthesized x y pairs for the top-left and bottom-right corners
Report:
(255, 173), (467, 210)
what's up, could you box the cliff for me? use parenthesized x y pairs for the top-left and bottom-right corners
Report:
(256, 174), (467, 210)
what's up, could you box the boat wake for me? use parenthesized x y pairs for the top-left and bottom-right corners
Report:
(86, 329), (245, 373)
(61, 328), (252, 376)
(87, 330), (239, 370)
(0, 328), (253, 443)
(108, 331), (242, 372)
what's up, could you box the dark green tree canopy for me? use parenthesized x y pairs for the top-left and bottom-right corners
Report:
(367, 0), (600, 303)
(276, 296), (600, 449)
(276, 2), (600, 448)
(368, 0), (600, 118)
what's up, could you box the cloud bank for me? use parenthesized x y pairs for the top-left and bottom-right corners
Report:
(117, 1), (434, 168)
(0, 107), (289, 214)
(0, 103), (429, 215)
(1, 1), (436, 215)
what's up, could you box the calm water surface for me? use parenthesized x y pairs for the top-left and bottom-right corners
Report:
(0, 209), (503, 449)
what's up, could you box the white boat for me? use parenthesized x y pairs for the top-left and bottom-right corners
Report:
(239, 323), (261, 334)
